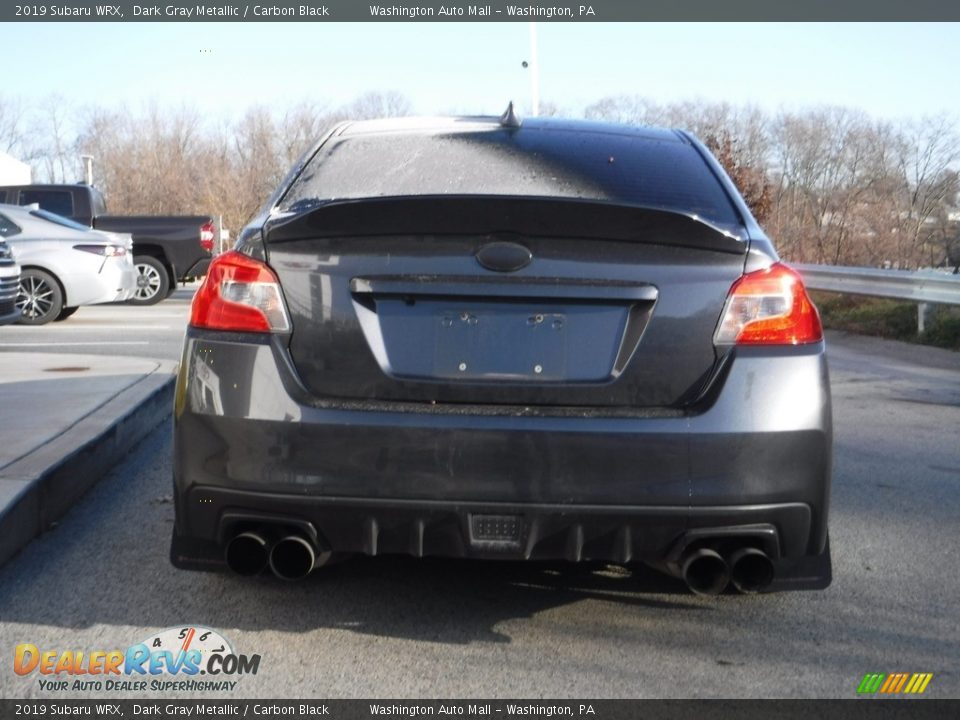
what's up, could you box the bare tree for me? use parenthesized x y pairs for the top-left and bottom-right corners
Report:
(584, 95), (659, 125)
(0, 95), (25, 155)
(338, 91), (413, 121)
(535, 100), (565, 118)
(770, 108), (894, 264)
(278, 101), (336, 166)
(77, 103), (207, 215)
(893, 115), (960, 267)
(37, 95), (78, 183)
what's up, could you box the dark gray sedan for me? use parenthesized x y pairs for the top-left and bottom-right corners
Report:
(170, 115), (832, 596)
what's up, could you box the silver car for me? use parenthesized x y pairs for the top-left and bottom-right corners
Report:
(0, 238), (20, 325)
(0, 204), (136, 325)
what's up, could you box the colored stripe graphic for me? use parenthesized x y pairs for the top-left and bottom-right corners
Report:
(879, 674), (897, 693)
(904, 674), (920, 694)
(858, 672), (933, 695)
(857, 673), (885, 694)
(893, 673), (909, 693)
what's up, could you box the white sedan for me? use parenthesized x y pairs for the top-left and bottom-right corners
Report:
(0, 203), (136, 324)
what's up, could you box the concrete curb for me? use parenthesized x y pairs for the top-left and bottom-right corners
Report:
(0, 371), (175, 568)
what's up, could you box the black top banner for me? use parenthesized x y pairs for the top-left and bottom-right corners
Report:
(4, 0), (960, 22)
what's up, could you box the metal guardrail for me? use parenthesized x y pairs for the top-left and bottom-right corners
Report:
(794, 263), (960, 333)
(795, 263), (960, 306)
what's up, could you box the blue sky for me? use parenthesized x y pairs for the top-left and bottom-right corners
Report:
(4, 22), (959, 121)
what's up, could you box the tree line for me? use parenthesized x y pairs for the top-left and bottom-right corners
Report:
(2, 92), (958, 269)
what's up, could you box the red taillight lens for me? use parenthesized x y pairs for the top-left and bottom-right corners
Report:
(190, 251), (290, 333)
(200, 222), (215, 252)
(714, 262), (822, 346)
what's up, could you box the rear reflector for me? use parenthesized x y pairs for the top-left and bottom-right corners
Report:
(200, 222), (216, 252)
(714, 262), (822, 346)
(190, 251), (290, 333)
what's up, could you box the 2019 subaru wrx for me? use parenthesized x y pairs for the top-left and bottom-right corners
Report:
(171, 115), (832, 595)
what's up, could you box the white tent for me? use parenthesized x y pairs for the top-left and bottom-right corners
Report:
(0, 152), (30, 185)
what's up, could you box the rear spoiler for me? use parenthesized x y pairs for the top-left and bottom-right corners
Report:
(265, 196), (746, 254)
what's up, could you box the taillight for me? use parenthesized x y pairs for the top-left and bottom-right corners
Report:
(74, 244), (127, 257)
(190, 251), (290, 333)
(714, 262), (822, 346)
(200, 222), (215, 252)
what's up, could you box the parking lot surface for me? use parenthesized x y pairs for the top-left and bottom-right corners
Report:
(0, 285), (195, 362)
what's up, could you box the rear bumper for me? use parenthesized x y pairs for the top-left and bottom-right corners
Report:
(172, 330), (832, 588)
(171, 492), (831, 590)
(67, 257), (136, 305)
(0, 264), (20, 325)
(108, 261), (137, 302)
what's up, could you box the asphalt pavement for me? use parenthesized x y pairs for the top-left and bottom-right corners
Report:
(0, 284), (196, 362)
(0, 292), (186, 569)
(0, 293), (958, 699)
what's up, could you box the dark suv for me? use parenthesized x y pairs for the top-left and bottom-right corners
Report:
(171, 115), (832, 595)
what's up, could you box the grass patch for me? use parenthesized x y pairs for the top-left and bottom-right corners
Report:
(810, 292), (960, 351)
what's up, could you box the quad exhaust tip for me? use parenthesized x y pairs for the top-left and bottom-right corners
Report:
(681, 547), (730, 596)
(269, 535), (318, 581)
(224, 530), (270, 576)
(728, 547), (775, 594)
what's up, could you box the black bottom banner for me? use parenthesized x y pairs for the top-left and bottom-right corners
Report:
(1, 700), (958, 720)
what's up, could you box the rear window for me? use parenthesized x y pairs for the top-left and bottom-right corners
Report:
(280, 128), (740, 225)
(0, 213), (21, 237)
(19, 190), (75, 218)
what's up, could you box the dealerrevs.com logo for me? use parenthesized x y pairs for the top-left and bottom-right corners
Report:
(14, 626), (261, 693)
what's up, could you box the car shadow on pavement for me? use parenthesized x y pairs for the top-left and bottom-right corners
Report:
(0, 534), (704, 647)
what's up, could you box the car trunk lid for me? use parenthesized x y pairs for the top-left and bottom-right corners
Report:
(265, 196), (746, 409)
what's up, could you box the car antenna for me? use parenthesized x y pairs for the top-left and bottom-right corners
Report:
(499, 101), (522, 129)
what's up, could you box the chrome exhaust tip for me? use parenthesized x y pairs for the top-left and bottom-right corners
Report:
(681, 548), (730, 596)
(269, 534), (320, 581)
(225, 530), (270, 576)
(729, 547), (775, 594)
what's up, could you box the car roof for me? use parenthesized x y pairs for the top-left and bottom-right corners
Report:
(0, 203), (93, 232)
(334, 115), (688, 144)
